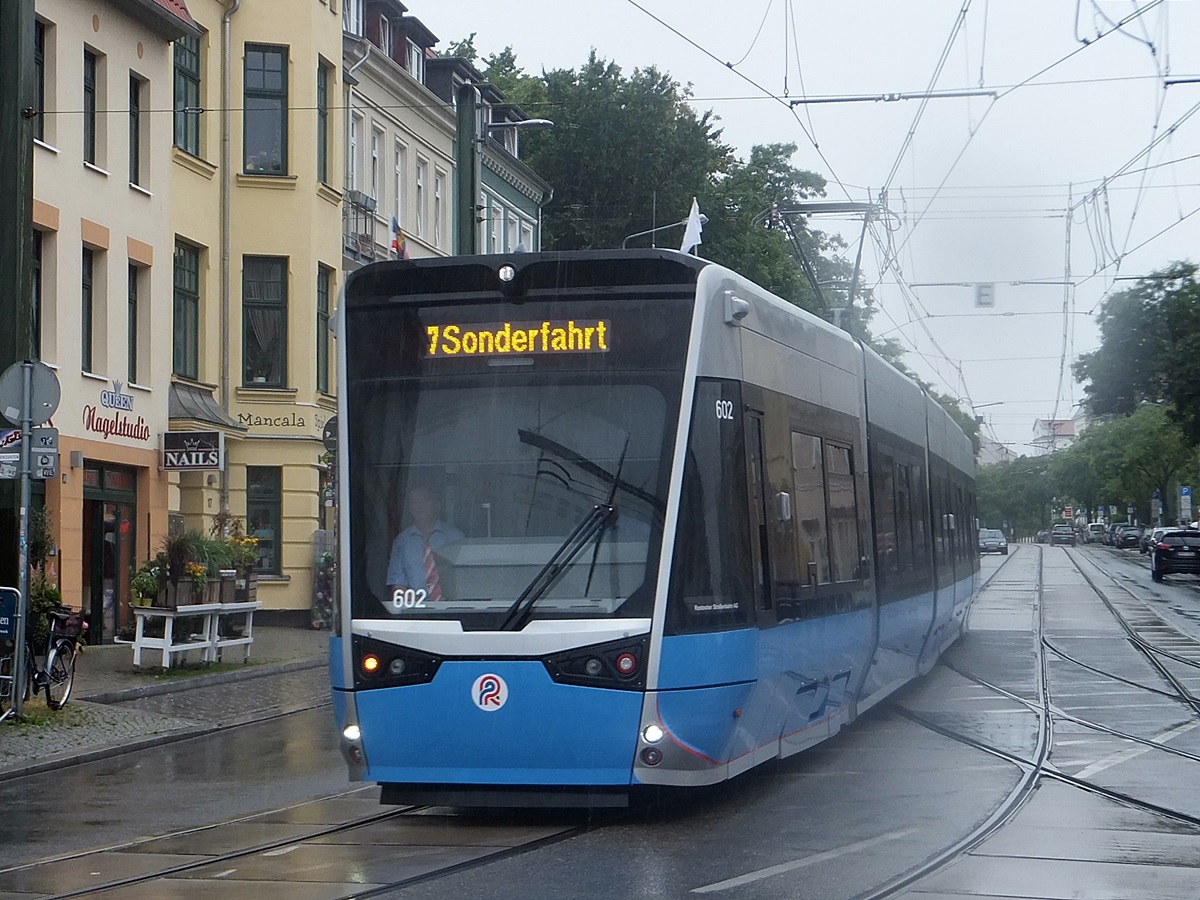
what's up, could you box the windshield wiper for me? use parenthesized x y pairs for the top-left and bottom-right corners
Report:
(584, 436), (629, 595)
(499, 502), (615, 632)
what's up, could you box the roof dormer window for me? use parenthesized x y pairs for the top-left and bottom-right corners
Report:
(406, 39), (424, 82)
(377, 15), (390, 55)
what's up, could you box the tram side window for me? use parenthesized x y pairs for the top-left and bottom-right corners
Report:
(873, 452), (898, 576)
(931, 473), (946, 566)
(825, 444), (861, 582)
(909, 464), (929, 568)
(666, 380), (753, 634)
(896, 462), (915, 572)
(791, 432), (829, 586)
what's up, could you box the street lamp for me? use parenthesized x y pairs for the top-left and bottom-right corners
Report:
(621, 214), (709, 249)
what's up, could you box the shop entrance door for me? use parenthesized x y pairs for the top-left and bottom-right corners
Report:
(82, 464), (137, 643)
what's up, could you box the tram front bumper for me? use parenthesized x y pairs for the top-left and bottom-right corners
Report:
(354, 660), (643, 787)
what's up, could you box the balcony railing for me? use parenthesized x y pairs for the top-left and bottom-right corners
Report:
(343, 190), (388, 263)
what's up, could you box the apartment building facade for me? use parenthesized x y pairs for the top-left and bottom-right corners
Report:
(342, 0), (453, 266)
(169, 0), (343, 623)
(29, 0), (200, 642)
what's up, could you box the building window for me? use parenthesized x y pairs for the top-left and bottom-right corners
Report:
(242, 256), (287, 387)
(173, 242), (199, 379)
(129, 75), (141, 185)
(343, 0), (363, 36)
(246, 467), (281, 575)
(316, 265), (331, 393)
(83, 50), (97, 164)
(433, 172), (444, 248)
(393, 140), (406, 226)
(34, 21), (45, 143)
(405, 40), (423, 81)
(173, 34), (201, 155)
(348, 114), (360, 190)
(32, 231), (42, 358)
(316, 62), (329, 184)
(81, 247), (94, 371)
(127, 265), (139, 383)
(378, 15), (390, 55)
(370, 126), (381, 200)
(415, 159), (426, 236)
(243, 45), (287, 175)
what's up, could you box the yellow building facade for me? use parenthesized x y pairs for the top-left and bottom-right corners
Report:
(169, 0), (343, 624)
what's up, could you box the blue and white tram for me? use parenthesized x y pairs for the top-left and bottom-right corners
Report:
(330, 250), (979, 807)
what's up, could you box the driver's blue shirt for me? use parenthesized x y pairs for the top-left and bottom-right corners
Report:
(386, 521), (464, 589)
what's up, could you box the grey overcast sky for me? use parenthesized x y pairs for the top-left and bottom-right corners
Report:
(421, 1), (1200, 454)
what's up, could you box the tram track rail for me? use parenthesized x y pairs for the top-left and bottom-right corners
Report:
(859, 544), (1200, 899)
(850, 547), (1055, 900)
(0, 784), (606, 899)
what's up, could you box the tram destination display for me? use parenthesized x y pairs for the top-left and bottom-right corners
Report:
(423, 319), (611, 358)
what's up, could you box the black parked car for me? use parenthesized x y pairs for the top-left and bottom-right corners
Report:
(1050, 524), (1076, 546)
(1114, 526), (1142, 549)
(1150, 529), (1200, 582)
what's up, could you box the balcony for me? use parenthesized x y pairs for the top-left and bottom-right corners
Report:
(343, 190), (388, 264)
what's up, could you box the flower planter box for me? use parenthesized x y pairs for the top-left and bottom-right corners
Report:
(155, 578), (201, 609)
(219, 571), (237, 603)
(235, 573), (258, 604)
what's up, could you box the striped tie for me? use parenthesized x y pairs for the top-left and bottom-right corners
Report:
(423, 540), (442, 602)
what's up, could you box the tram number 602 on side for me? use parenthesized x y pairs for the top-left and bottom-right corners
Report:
(392, 588), (428, 610)
(715, 399), (735, 421)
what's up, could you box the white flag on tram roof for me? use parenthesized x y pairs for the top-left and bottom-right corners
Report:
(680, 197), (704, 254)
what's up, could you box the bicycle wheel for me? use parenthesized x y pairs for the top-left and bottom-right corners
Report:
(44, 640), (76, 710)
(0, 651), (13, 720)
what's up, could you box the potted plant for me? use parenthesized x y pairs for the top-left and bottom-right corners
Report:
(227, 521), (260, 603)
(158, 530), (204, 608)
(130, 555), (165, 607)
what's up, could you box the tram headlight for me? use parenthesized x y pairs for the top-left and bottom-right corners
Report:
(584, 657), (604, 677)
(389, 658), (406, 676)
(361, 653), (381, 676)
(343, 724), (362, 742)
(498, 264), (516, 283)
(642, 724), (664, 744)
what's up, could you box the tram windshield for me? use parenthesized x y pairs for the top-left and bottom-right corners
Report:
(343, 294), (692, 627)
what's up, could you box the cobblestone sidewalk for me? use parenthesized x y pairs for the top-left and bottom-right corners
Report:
(0, 626), (332, 781)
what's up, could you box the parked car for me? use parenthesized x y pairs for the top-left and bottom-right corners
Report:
(1150, 529), (1200, 582)
(978, 528), (1008, 555)
(1086, 523), (1106, 544)
(1050, 524), (1077, 546)
(1141, 527), (1168, 554)
(1114, 525), (1142, 549)
(1035, 529), (1050, 544)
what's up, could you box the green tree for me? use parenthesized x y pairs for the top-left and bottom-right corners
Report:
(977, 456), (1054, 536)
(1074, 263), (1200, 440)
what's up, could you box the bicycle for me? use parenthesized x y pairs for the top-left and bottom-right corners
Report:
(0, 603), (87, 721)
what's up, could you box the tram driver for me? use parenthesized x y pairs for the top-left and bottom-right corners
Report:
(386, 484), (464, 604)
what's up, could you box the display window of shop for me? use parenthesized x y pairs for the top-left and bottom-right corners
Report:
(247, 466), (281, 575)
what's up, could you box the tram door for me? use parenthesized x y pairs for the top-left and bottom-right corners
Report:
(82, 465), (137, 643)
(746, 412), (772, 612)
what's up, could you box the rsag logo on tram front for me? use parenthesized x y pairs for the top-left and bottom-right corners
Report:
(472, 674), (508, 711)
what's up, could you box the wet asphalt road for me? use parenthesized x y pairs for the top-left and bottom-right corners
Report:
(6, 544), (1200, 899)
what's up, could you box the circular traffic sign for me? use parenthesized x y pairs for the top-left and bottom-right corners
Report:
(322, 415), (338, 453)
(0, 361), (61, 426)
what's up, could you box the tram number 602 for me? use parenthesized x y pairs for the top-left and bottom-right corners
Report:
(715, 399), (735, 421)
(391, 588), (428, 609)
